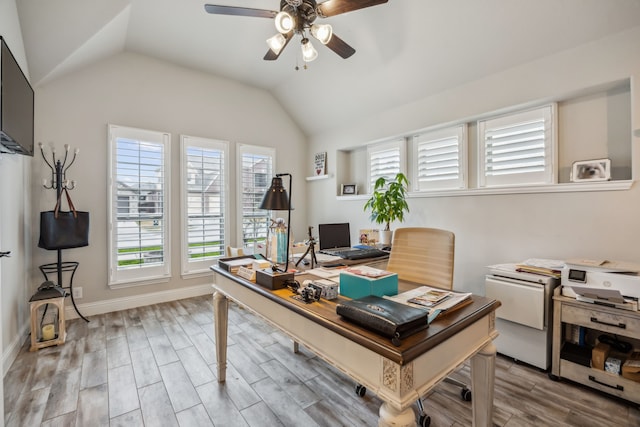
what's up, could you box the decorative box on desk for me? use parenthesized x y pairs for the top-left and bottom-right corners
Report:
(339, 266), (398, 299)
(218, 255), (257, 273)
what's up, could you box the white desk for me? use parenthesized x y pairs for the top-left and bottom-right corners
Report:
(211, 266), (500, 426)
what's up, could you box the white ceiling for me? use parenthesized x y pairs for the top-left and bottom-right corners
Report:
(16, 0), (640, 136)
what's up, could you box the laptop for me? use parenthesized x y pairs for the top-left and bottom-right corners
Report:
(318, 223), (388, 260)
(318, 223), (352, 254)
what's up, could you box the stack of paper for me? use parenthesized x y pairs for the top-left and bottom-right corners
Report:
(385, 286), (472, 318)
(515, 258), (565, 278)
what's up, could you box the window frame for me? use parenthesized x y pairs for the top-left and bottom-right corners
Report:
(411, 124), (467, 191)
(107, 124), (171, 288)
(478, 104), (558, 188)
(180, 135), (230, 277)
(236, 144), (276, 251)
(366, 138), (406, 194)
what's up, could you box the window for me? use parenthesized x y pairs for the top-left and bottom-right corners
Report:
(180, 135), (229, 276)
(412, 125), (467, 191)
(237, 144), (275, 249)
(366, 138), (406, 193)
(108, 125), (171, 287)
(478, 104), (557, 187)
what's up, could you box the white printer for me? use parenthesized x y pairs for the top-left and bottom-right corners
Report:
(561, 259), (640, 300)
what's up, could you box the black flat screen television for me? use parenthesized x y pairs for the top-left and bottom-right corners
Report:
(0, 36), (34, 156)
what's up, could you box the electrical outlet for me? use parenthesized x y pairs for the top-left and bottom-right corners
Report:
(73, 287), (83, 299)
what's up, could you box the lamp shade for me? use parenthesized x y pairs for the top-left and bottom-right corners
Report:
(301, 38), (318, 62)
(310, 23), (333, 44)
(274, 11), (294, 34)
(259, 177), (290, 210)
(266, 33), (287, 55)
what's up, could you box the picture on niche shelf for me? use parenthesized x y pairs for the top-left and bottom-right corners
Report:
(571, 158), (611, 182)
(341, 184), (357, 195)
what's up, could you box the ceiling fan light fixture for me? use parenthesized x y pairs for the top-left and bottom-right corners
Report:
(310, 23), (333, 44)
(266, 33), (287, 54)
(301, 38), (318, 62)
(274, 11), (294, 33)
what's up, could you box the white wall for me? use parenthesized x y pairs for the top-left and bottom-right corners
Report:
(306, 25), (640, 296)
(1, 0), (33, 418)
(32, 52), (307, 309)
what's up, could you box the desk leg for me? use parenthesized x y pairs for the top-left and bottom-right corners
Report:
(378, 403), (416, 427)
(470, 341), (496, 427)
(213, 291), (228, 383)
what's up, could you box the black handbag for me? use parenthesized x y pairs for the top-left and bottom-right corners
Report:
(38, 188), (89, 250)
(336, 295), (429, 346)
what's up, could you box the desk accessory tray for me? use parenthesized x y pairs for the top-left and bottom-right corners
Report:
(336, 295), (428, 346)
(218, 255), (257, 273)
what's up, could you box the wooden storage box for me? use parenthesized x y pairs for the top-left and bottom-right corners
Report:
(622, 351), (640, 382)
(592, 342), (611, 370)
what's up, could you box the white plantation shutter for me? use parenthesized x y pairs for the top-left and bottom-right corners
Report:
(367, 139), (405, 193)
(413, 125), (466, 191)
(181, 136), (229, 275)
(108, 124), (171, 287)
(479, 105), (557, 187)
(238, 145), (275, 248)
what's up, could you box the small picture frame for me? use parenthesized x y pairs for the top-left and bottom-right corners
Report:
(571, 158), (611, 182)
(341, 184), (357, 195)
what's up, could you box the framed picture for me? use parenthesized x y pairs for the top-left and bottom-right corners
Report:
(314, 152), (327, 176)
(571, 158), (611, 182)
(359, 229), (380, 245)
(341, 184), (357, 195)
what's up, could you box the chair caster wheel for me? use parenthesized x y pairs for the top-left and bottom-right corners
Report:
(418, 414), (431, 427)
(355, 384), (366, 397)
(461, 387), (472, 401)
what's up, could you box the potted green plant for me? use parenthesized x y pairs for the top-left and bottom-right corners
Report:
(363, 173), (410, 245)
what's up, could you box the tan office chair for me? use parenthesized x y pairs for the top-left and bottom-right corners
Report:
(386, 227), (470, 426)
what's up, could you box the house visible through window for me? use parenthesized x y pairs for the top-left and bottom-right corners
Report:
(181, 135), (229, 275)
(108, 124), (171, 287)
(237, 145), (275, 249)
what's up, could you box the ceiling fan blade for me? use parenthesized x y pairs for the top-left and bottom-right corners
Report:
(325, 34), (356, 59)
(204, 4), (277, 19)
(317, 0), (388, 17)
(264, 32), (294, 61)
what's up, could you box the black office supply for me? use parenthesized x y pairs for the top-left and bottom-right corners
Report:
(336, 295), (429, 346)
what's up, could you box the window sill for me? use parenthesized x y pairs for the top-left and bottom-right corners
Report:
(336, 180), (633, 200)
(109, 275), (170, 290)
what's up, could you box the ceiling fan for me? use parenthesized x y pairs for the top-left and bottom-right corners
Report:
(204, 0), (388, 62)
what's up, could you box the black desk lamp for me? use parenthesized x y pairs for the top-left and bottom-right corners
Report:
(257, 173), (294, 288)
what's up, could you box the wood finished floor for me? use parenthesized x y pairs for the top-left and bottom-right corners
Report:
(3, 295), (640, 427)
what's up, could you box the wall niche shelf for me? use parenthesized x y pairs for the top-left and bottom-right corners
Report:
(306, 174), (332, 181)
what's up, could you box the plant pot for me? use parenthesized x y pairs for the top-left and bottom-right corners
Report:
(380, 230), (393, 245)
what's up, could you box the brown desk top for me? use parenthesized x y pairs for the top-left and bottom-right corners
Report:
(212, 265), (500, 365)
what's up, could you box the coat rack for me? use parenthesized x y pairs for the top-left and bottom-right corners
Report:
(39, 143), (89, 322)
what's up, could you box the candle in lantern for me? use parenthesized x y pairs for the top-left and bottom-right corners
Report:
(42, 324), (55, 341)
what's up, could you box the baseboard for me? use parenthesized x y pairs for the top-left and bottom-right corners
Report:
(64, 283), (214, 320)
(2, 323), (30, 378)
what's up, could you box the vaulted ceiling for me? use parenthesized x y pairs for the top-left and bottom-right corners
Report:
(16, 0), (640, 136)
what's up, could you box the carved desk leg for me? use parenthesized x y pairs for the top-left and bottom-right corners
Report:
(213, 290), (229, 383)
(378, 360), (417, 427)
(378, 403), (416, 427)
(470, 341), (497, 427)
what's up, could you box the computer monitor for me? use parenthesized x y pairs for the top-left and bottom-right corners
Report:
(318, 223), (351, 250)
